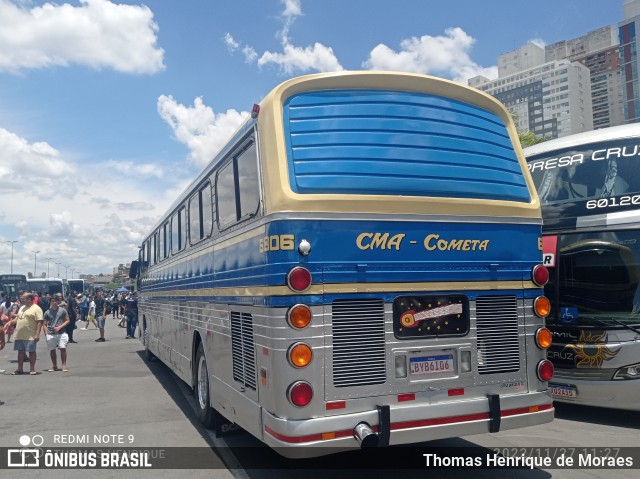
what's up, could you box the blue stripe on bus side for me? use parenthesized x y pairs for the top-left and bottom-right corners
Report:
(283, 90), (530, 202)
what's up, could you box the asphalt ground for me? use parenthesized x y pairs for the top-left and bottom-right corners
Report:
(0, 314), (235, 479)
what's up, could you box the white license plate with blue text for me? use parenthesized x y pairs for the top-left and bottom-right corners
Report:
(549, 383), (577, 398)
(410, 355), (454, 375)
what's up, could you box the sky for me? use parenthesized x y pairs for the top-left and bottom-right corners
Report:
(0, 0), (625, 277)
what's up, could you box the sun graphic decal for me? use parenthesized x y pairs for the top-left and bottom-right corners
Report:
(566, 330), (619, 368)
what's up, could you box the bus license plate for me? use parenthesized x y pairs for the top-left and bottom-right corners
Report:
(410, 355), (454, 375)
(549, 383), (577, 398)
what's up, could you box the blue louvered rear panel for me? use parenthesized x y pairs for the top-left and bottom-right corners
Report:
(283, 90), (530, 202)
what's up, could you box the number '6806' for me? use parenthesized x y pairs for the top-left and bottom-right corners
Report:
(586, 195), (640, 209)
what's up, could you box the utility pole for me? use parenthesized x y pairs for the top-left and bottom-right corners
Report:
(6, 240), (18, 273)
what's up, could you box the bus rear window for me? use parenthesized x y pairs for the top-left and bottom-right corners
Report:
(283, 90), (530, 203)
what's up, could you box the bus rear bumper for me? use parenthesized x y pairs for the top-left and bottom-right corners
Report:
(261, 392), (554, 458)
(550, 377), (640, 411)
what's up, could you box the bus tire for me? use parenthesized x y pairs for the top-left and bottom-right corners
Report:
(195, 343), (215, 428)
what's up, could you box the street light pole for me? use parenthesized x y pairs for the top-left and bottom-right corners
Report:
(64, 265), (69, 280)
(6, 240), (18, 273)
(56, 263), (61, 278)
(32, 250), (40, 278)
(47, 257), (53, 277)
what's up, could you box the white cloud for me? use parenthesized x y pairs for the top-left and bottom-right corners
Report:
(105, 159), (165, 179)
(0, 126), (174, 276)
(223, 32), (240, 52)
(225, 0), (343, 75)
(0, 0), (164, 74)
(257, 42), (343, 74)
(529, 38), (547, 49)
(362, 27), (497, 84)
(157, 94), (249, 168)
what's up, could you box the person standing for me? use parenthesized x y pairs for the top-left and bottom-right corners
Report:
(94, 291), (107, 342)
(43, 296), (70, 372)
(83, 295), (97, 330)
(10, 293), (43, 375)
(66, 292), (78, 343)
(124, 292), (138, 339)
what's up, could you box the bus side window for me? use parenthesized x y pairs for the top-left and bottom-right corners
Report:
(216, 161), (237, 230)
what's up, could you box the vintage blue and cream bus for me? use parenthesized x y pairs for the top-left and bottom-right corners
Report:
(525, 124), (640, 411)
(132, 71), (553, 457)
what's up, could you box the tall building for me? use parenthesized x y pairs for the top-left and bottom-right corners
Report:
(619, 0), (640, 123)
(545, 26), (624, 130)
(470, 44), (593, 139)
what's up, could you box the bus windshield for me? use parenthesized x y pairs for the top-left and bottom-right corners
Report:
(527, 137), (640, 207)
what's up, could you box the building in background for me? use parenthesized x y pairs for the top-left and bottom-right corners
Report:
(619, 0), (640, 123)
(545, 26), (624, 129)
(469, 44), (593, 139)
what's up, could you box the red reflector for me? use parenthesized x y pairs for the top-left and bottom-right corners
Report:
(287, 267), (312, 292)
(262, 347), (269, 356)
(397, 393), (415, 402)
(325, 401), (346, 410)
(289, 381), (313, 407)
(448, 388), (465, 396)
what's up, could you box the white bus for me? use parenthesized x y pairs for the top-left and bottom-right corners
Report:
(26, 278), (68, 298)
(525, 124), (640, 410)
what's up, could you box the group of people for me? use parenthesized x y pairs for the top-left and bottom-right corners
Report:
(0, 289), (138, 375)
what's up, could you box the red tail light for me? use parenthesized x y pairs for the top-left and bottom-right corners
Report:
(287, 267), (312, 292)
(532, 264), (549, 286)
(288, 381), (313, 407)
(537, 360), (554, 381)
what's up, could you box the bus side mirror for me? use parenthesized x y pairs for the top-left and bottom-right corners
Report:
(129, 261), (139, 279)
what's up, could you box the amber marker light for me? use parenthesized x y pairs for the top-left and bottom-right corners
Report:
(535, 327), (553, 349)
(287, 304), (312, 329)
(288, 342), (313, 368)
(534, 296), (551, 318)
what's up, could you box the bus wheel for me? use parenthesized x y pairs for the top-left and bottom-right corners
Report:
(195, 343), (215, 428)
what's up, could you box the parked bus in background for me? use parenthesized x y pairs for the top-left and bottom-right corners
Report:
(524, 124), (640, 411)
(131, 71), (553, 457)
(0, 274), (28, 299)
(68, 279), (91, 295)
(26, 278), (68, 299)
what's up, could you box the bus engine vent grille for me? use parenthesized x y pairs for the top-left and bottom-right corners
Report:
(331, 299), (386, 387)
(475, 295), (520, 375)
(231, 311), (257, 390)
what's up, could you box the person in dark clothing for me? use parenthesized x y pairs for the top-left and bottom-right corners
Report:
(66, 293), (78, 343)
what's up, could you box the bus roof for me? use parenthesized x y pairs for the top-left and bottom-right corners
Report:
(524, 124), (640, 157)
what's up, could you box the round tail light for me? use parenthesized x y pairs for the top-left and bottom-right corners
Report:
(287, 267), (312, 292)
(537, 360), (554, 381)
(535, 327), (553, 349)
(532, 264), (549, 286)
(288, 342), (313, 368)
(287, 304), (312, 329)
(534, 296), (551, 318)
(288, 381), (313, 407)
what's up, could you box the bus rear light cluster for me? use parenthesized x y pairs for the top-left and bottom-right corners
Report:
(532, 264), (549, 287)
(535, 327), (552, 349)
(534, 296), (551, 318)
(288, 342), (313, 368)
(288, 381), (313, 407)
(287, 304), (312, 329)
(287, 266), (312, 292)
(537, 360), (554, 381)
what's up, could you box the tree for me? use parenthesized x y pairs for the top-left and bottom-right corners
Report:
(509, 110), (550, 148)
